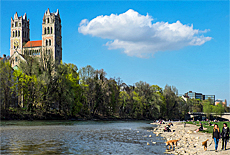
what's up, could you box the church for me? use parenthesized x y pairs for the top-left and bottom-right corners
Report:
(10, 8), (62, 69)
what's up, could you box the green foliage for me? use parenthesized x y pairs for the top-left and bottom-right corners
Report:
(188, 121), (230, 134)
(203, 100), (212, 119)
(0, 59), (17, 113)
(212, 102), (225, 117)
(2, 55), (223, 121)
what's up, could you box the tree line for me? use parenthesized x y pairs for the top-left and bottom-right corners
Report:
(0, 55), (227, 120)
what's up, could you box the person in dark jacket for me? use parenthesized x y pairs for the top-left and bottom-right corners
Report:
(196, 122), (203, 132)
(213, 124), (221, 152)
(221, 123), (229, 150)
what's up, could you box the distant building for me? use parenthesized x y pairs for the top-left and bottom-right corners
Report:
(215, 99), (226, 106)
(9, 8), (62, 69)
(184, 91), (215, 104)
(203, 95), (215, 102)
(185, 91), (203, 100)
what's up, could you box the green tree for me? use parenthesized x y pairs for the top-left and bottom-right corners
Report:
(0, 59), (17, 115)
(203, 100), (212, 119)
(187, 98), (202, 112)
(213, 101), (225, 117)
(162, 85), (180, 120)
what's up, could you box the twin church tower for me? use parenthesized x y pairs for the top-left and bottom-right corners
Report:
(10, 8), (62, 69)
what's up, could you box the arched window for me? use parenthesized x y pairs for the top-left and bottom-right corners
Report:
(44, 28), (46, 34)
(15, 31), (17, 37)
(46, 40), (48, 46)
(18, 30), (20, 37)
(15, 57), (18, 62)
(47, 27), (50, 34)
(47, 18), (49, 23)
(13, 31), (15, 37)
(51, 27), (52, 34)
(49, 39), (51, 46)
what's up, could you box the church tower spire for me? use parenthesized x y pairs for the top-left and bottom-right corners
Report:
(10, 12), (30, 56)
(42, 8), (62, 62)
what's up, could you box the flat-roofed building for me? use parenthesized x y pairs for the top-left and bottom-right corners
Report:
(184, 91), (215, 104)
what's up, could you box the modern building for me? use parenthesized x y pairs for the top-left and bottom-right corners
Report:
(9, 8), (62, 69)
(185, 91), (203, 100)
(203, 95), (215, 102)
(184, 91), (215, 104)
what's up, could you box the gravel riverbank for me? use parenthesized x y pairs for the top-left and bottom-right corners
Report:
(151, 122), (230, 155)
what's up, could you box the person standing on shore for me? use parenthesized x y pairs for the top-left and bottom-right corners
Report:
(213, 124), (221, 152)
(221, 123), (229, 150)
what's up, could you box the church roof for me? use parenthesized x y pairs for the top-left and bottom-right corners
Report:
(24, 40), (42, 48)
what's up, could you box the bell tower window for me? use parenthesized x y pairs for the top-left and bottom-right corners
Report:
(15, 31), (17, 37)
(44, 28), (46, 34)
(47, 27), (50, 34)
(18, 30), (20, 37)
(49, 39), (51, 46)
(47, 18), (49, 23)
(13, 31), (15, 37)
(46, 40), (48, 46)
(51, 27), (52, 34)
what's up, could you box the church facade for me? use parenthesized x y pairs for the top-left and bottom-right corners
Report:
(10, 8), (62, 69)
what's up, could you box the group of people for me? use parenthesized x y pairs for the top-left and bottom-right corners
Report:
(164, 122), (173, 132)
(212, 123), (229, 152)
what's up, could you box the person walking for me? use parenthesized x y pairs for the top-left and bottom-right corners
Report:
(221, 123), (229, 150)
(213, 124), (221, 152)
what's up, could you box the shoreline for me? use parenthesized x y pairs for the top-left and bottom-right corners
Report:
(151, 122), (230, 155)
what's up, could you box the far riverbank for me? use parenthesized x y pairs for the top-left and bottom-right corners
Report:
(1, 112), (154, 121)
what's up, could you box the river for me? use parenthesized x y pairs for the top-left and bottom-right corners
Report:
(0, 121), (166, 154)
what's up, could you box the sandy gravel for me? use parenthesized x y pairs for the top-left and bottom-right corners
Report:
(151, 122), (230, 155)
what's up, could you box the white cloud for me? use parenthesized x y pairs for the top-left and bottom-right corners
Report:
(78, 9), (212, 58)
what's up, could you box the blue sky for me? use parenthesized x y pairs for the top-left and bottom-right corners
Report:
(1, 1), (229, 104)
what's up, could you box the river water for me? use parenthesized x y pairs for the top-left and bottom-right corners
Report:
(0, 121), (167, 154)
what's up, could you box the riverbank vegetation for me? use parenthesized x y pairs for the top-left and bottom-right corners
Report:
(186, 121), (230, 133)
(0, 55), (228, 120)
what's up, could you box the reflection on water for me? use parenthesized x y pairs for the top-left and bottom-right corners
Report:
(1, 121), (166, 154)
